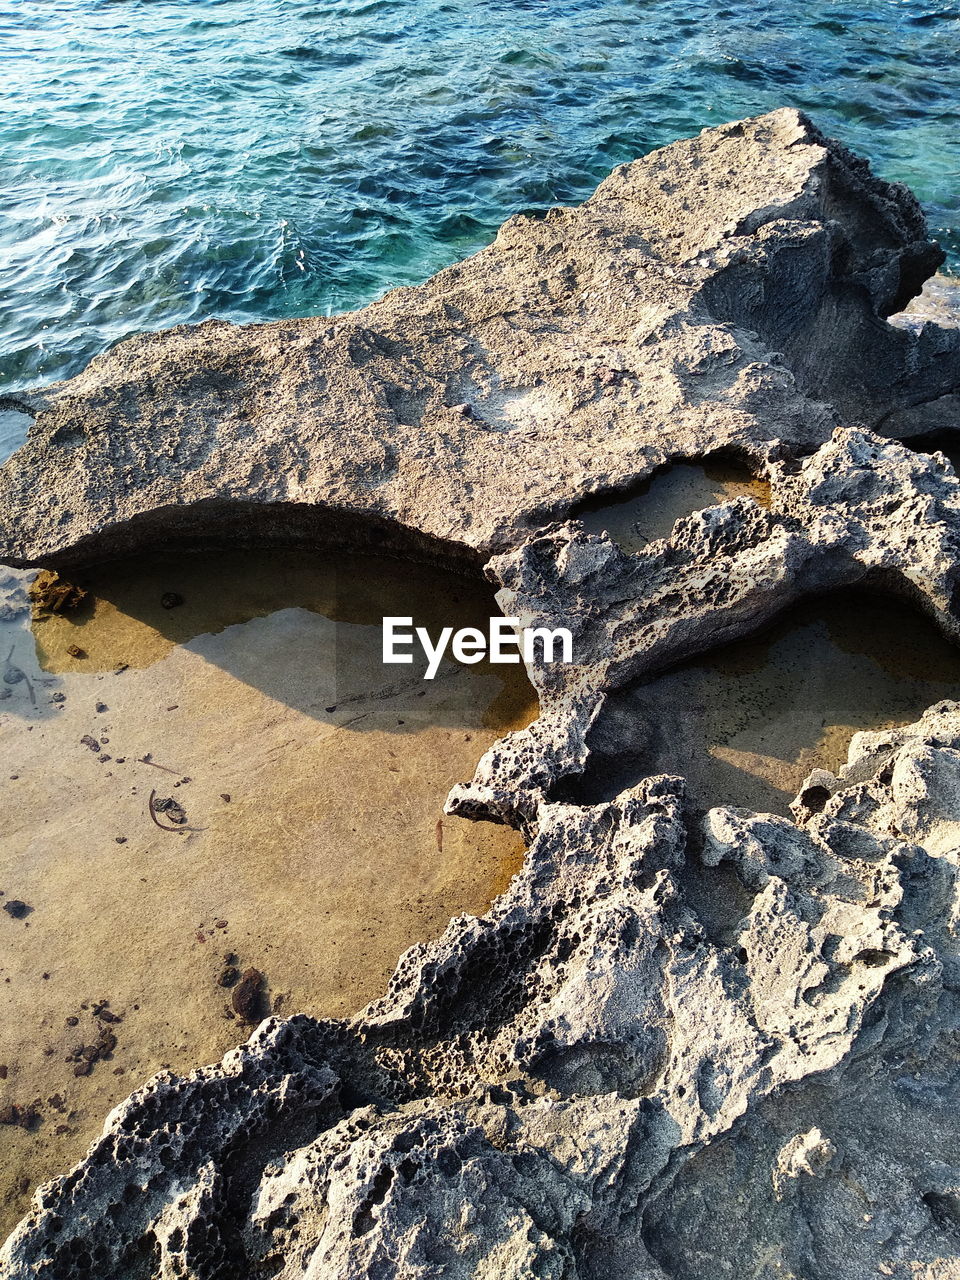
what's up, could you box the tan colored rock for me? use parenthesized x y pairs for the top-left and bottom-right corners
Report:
(0, 109), (957, 572)
(5, 112), (960, 1280)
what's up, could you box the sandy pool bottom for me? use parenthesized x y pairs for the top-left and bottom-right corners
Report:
(576, 457), (772, 554)
(572, 591), (960, 815)
(0, 550), (536, 1239)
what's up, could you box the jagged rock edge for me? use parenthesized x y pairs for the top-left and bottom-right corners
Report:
(2, 111), (960, 1278)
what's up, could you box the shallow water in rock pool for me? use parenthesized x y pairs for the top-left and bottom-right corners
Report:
(568, 591), (960, 816)
(576, 457), (772, 553)
(0, 549), (536, 1237)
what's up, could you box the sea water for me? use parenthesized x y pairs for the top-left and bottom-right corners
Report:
(0, 0), (958, 427)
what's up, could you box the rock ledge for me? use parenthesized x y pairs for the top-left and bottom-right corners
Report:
(3, 112), (960, 1279)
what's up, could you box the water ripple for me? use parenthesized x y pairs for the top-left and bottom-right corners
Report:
(0, 0), (957, 408)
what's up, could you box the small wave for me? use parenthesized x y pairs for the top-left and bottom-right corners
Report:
(278, 46), (366, 68)
(0, 0), (957, 395)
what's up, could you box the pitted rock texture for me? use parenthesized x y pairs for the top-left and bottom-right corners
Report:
(451, 426), (960, 822)
(4, 723), (960, 1279)
(3, 115), (960, 1279)
(0, 108), (959, 571)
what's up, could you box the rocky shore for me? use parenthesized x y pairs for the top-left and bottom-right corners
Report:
(3, 109), (960, 1278)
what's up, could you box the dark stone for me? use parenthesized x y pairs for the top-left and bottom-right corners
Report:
(231, 968), (268, 1023)
(153, 796), (187, 825)
(0, 1104), (39, 1130)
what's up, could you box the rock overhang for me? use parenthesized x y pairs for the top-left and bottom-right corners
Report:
(3, 109), (960, 1278)
(0, 107), (957, 574)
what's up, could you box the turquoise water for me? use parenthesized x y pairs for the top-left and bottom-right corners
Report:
(1, 0), (958, 407)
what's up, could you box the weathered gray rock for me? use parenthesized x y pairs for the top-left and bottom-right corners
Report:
(4, 721), (960, 1278)
(449, 426), (960, 824)
(3, 111), (960, 1280)
(0, 108), (958, 571)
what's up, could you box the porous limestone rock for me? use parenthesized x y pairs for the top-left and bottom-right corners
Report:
(450, 426), (960, 824)
(3, 725), (960, 1279)
(0, 108), (958, 571)
(3, 111), (960, 1280)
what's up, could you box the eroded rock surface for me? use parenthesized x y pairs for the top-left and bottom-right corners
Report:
(453, 427), (960, 825)
(5, 714), (960, 1279)
(3, 111), (960, 1278)
(0, 108), (958, 570)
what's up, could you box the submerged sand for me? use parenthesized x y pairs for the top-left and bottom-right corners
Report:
(576, 458), (772, 554)
(0, 550), (535, 1236)
(575, 590), (960, 815)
